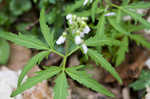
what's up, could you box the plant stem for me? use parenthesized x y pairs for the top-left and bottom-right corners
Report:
(52, 49), (65, 57)
(66, 46), (80, 57)
(62, 56), (67, 71)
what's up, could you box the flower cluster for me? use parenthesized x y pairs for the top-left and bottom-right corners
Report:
(83, 0), (93, 6)
(56, 14), (91, 54)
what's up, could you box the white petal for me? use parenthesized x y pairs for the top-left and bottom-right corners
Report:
(82, 44), (88, 54)
(56, 36), (66, 45)
(69, 19), (73, 24)
(80, 32), (85, 38)
(83, 0), (89, 6)
(90, 0), (93, 3)
(104, 12), (116, 16)
(82, 26), (90, 34)
(75, 36), (83, 45)
(66, 14), (72, 20)
(123, 15), (131, 21)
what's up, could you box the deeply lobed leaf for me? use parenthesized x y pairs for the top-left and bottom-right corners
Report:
(129, 34), (150, 49)
(40, 8), (54, 48)
(85, 37), (120, 47)
(116, 36), (128, 66)
(66, 67), (114, 97)
(11, 66), (61, 97)
(17, 51), (50, 86)
(54, 72), (69, 99)
(87, 49), (122, 84)
(0, 31), (49, 50)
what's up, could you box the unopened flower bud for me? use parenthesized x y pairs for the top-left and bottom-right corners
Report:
(82, 43), (88, 54)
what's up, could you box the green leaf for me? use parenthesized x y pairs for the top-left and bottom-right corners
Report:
(17, 51), (50, 87)
(116, 9), (122, 23)
(129, 34), (150, 49)
(0, 38), (10, 64)
(127, 2), (150, 9)
(66, 68), (114, 97)
(65, 0), (84, 14)
(122, 0), (130, 6)
(108, 17), (130, 35)
(91, 0), (100, 22)
(54, 72), (69, 99)
(96, 14), (106, 38)
(11, 66), (61, 97)
(129, 79), (148, 90)
(122, 8), (150, 29)
(87, 49), (122, 84)
(9, 0), (31, 16)
(129, 70), (150, 90)
(85, 37), (120, 47)
(66, 65), (86, 70)
(0, 31), (49, 50)
(40, 8), (54, 48)
(116, 36), (128, 66)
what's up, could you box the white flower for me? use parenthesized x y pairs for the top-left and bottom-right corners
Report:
(66, 14), (73, 24)
(81, 17), (88, 21)
(75, 35), (83, 45)
(83, 0), (89, 6)
(104, 12), (116, 16)
(123, 15), (131, 21)
(56, 36), (66, 45)
(66, 14), (72, 20)
(80, 32), (85, 38)
(82, 43), (88, 54)
(82, 26), (90, 34)
(90, 0), (93, 3)
(83, 0), (93, 6)
(68, 20), (73, 24)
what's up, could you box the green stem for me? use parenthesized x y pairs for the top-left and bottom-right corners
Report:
(66, 46), (80, 57)
(62, 56), (67, 71)
(52, 49), (65, 57)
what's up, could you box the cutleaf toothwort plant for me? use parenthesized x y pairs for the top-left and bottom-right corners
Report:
(0, 0), (150, 99)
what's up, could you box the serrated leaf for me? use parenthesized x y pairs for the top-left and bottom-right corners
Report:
(108, 17), (130, 35)
(129, 70), (150, 90)
(18, 51), (50, 87)
(85, 37), (120, 47)
(96, 14), (106, 38)
(129, 79), (148, 90)
(129, 34), (150, 49)
(116, 36), (128, 66)
(116, 9), (122, 23)
(66, 68), (114, 97)
(11, 66), (61, 97)
(0, 31), (49, 50)
(122, 8), (150, 29)
(87, 49), (122, 84)
(54, 72), (68, 99)
(40, 8), (54, 48)
(91, 0), (100, 22)
(127, 1), (150, 9)
(65, 0), (84, 13)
